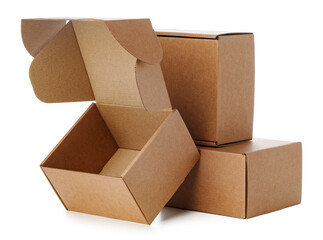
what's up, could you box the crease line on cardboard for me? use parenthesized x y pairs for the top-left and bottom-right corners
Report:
(244, 153), (248, 219)
(194, 139), (217, 146)
(120, 111), (177, 224)
(97, 102), (174, 112)
(41, 167), (68, 210)
(243, 141), (299, 154)
(122, 178), (149, 224)
(41, 166), (121, 178)
(70, 21), (95, 99)
(121, 110), (174, 177)
(157, 32), (253, 40)
(40, 103), (95, 166)
(157, 35), (218, 40)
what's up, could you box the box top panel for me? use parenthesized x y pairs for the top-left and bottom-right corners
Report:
(156, 29), (253, 39)
(199, 139), (297, 154)
(22, 18), (171, 112)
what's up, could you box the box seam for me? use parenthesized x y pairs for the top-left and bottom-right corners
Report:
(119, 110), (177, 224)
(40, 166), (68, 210)
(121, 109), (175, 176)
(244, 153), (248, 219)
(122, 177), (149, 224)
(243, 142), (300, 155)
(70, 20), (96, 101)
(157, 35), (218, 40)
(215, 41), (220, 143)
(194, 139), (218, 146)
(40, 103), (96, 166)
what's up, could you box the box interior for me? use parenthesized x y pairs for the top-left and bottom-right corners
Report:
(41, 103), (172, 177)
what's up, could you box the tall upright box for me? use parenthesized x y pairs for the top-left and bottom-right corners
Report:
(22, 19), (199, 224)
(157, 31), (255, 146)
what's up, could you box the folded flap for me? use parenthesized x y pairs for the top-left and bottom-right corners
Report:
(21, 19), (67, 57)
(106, 19), (163, 64)
(135, 61), (172, 111)
(72, 19), (171, 111)
(29, 21), (94, 103)
(23, 18), (171, 111)
(72, 20), (142, 107)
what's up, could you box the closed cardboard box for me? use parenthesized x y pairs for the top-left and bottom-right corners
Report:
(167, 139), (302, 218)
(22, 19), (199, 224)
(157, 31), (255, 146)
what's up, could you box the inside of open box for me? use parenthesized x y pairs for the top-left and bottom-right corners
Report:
(41, 103), (171, 177)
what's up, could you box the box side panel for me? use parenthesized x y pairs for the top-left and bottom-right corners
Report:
(158, 37), (218, 142)
(167, 149), (246, 218)
(216, 34), (255, 144)
(42, 104), (118, 174)
(97, 104), (170, 150)
(246, 142), (302, 218)
(123, 110), (199, 224)
(28, 21), (94, 103)
(42, 167), (147, 224)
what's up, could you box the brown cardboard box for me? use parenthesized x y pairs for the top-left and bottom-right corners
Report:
(157, 30), (255, 146)
(22, 19), (200, 224)
(167, 139), (302, 218)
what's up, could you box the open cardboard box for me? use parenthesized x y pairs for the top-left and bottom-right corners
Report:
(22, 18), (199, 224)
(167, 139), (302, 218)
(157, 30), (255, 146)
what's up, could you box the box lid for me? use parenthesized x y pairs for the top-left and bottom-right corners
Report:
(22, 18), (172, 112)
(156, 29), (252, 39)
(202, 139), (295, 154)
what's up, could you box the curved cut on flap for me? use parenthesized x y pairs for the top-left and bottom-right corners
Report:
(21, 19), (67, 57)
(24, 18), (170, 110)
(136, 60), (172, 111)
(29, 21), (94, 103)
(105, 19), (163, 64)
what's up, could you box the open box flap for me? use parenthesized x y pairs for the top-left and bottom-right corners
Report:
(105, 19), (163, 64)
(156, 29), (253, 39)
(21, 19), (67, 57)
(22, 18), (171, 111)
(28, 21), (95, 103)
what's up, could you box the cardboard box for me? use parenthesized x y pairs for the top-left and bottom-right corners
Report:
(22, 18), (200, 224)
(157, 30), (255, 146)
(167, 139), (302, 218)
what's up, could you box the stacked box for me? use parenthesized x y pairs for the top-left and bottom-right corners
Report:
(22, 20), (302, 223)
(157, 30), (255, 146)
(167, 139), (302, 218)
(157, 30), (302, 218)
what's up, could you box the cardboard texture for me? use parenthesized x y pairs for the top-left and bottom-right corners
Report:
(22, 18), (199, 224)
(157, 31), (255, 146)
(167, 139), (302, 218)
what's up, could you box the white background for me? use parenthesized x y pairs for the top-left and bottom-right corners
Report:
(1, 0), (322, 239)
